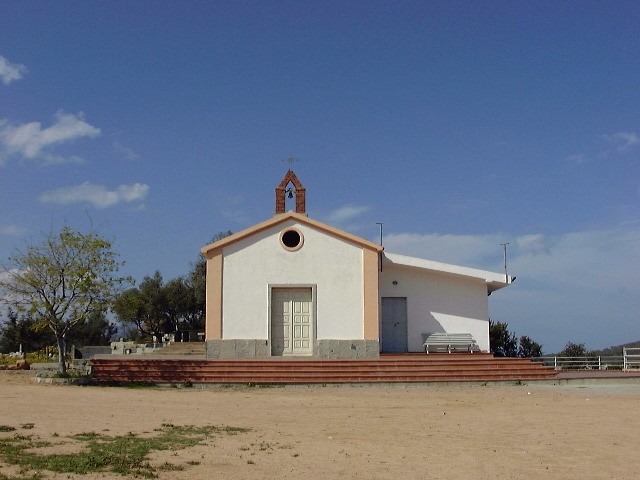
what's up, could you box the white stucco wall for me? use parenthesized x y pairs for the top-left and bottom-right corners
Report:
(379, 265), (491, 352)
(221, 220), (365, 340)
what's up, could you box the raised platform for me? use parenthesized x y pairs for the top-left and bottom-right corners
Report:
(90, 353), (558, 384)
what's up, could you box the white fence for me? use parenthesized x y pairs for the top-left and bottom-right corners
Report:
(623, 347), (640, 370)
(532, 350), (640, 370)
(533, 356), (622, 370)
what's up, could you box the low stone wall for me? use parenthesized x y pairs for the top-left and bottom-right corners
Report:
(32, 376), (93, 385)
(80, 346), (112, 359)
(206, 339), (380, 359)
(110, 341), (161, 355)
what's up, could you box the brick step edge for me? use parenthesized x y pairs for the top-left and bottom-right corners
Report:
(92, 375), (558, 384)
(91, 366), (555, 375)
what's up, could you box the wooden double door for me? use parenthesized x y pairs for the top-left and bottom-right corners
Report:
(271, 288), (313, 356)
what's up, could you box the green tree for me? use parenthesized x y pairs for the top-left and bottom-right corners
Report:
(111, 288), (147, 339)
(489, 320), (518, 357)
(0, 309), (116, 354)
(489, 321), (544, 358)
(113, 272), (169, 339)
(163, 277), (190, 332)
(67, 310), (117, 347)
(517, 335), (543, 358)
(559, 342), (590, 357)
(163, 276), (203, 333)
(114, 272), (200, 340)
(0, 226), (130, 373)
(0, 310), (52, 353)
(188, 255), (206, 309)
(139, 271), (171, 333)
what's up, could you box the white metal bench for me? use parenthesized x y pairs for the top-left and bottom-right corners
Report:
(423, 333), (479, 354)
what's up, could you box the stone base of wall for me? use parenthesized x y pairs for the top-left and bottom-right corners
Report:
(315, 340), (380, 359)
(206, 339), (270, 359)
(206, 339), (380, 359)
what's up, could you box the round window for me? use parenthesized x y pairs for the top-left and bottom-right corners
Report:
(280, 228), (303, 251)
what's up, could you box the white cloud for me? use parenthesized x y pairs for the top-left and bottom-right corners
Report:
(384, 232), (505, 268)
(0, 111), (100, 165)
(603, 131), (640, 152)
(515, 234), (558, 255)
(0, 55), (27, 85)
(0, 225), (25, 236)
(325, 204), (370, 224)
(39, 182), (149, 208)
(113, 141), (140, 161)
(566, 153), (587, 164)
(384, 223), (640, 353)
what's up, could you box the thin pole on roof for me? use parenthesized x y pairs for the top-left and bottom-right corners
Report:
(500, 242), (510, 284)
(376, 222), (384, 272)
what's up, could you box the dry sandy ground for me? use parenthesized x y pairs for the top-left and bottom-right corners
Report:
(1, 371), (639, 480)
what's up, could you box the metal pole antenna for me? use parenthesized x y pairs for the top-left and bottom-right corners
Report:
(376, 222), (383, 246)
(500, 243), (510, 284)
(376, 223), (384, 272)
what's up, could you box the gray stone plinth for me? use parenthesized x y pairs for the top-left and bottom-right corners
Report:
(235, 340), (255, 359)
(207, 339), (379, 359)
(365, 340), (380, 358)
(206, 340), (222, 359)
(255, 340), (269, 357)
(316, 340), (379, 359)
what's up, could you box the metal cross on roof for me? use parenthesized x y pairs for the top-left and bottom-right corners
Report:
(283, 155), (298, 166)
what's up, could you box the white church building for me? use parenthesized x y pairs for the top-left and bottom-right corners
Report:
(201, 170), (511, 359)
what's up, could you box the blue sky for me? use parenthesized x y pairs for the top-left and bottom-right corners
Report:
(1, 1), (638, 353)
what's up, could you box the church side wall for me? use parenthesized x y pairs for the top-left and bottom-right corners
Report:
(221, 220), (365, 342)
(380, 266), (490, 352)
